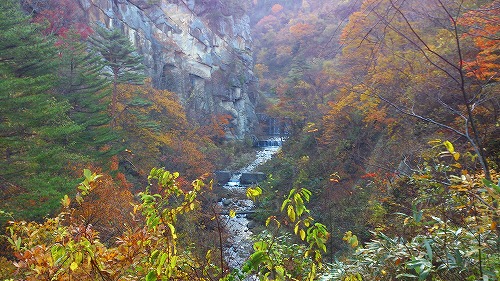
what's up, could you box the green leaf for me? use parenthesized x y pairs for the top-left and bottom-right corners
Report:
(412, 204), (423, 223)
(301, 188), (312, 202)
(406, 257), (432, 280)
(145, 271), (156, 281)
(275, 265), (285, 280)
(294, 194), (305, 216)
(280, 199), (290, 212)
(454, 248), (463, 268)
(253, 241), (268, 251)
(296, 203), (305, 217)
(248, 251), (267, 270)
(74, 252), (83, 264)
(150, 249), (160, 263)
(157, 252), (167, 275)
(142, 194), (155, 204)
(147, 215), (160, 229)
(51, 244), (66, 265)
(424, 239), (433, 261)
(83, 169), (92, 179)
(483, 178), (500, 194)
(349, 235), (358, 248)
(169, 255), (178, 271)
(167, 223), (177, 239)
(318, 240), (327, 252)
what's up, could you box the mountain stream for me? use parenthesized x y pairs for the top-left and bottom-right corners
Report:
(218, 140), (282, 271)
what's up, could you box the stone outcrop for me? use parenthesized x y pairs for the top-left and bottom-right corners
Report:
(78, 0), (258, 139)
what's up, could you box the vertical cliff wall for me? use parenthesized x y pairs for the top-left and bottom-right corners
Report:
(78, 0), (258, 139)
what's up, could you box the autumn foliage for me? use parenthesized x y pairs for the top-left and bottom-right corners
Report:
(3, 169), (220, 280)
(458, 1), (500, 81)
(68, 166), (135, 244)
(271, 3), (283, 14)
(252, 0), (499, 273)
(114, 79), (214, 179)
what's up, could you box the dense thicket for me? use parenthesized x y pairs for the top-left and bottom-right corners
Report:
(250, 0), (499, 279)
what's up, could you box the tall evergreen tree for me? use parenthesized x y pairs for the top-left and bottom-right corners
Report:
(55, 29), (121, 159)
(89, 25), (145, 122)
(0, 0), (82, 219)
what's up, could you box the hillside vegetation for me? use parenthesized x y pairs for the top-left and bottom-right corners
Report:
(1, 0), (499, 280)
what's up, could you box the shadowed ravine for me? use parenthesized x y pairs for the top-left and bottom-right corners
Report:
(218, 138), (282, 272)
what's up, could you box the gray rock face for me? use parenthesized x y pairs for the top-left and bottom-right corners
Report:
(79, 0), (258, 139)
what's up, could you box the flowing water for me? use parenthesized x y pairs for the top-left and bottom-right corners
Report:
(218, 139), (282, 271)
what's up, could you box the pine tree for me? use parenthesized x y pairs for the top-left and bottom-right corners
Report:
(89, 25), (145, 122)
(0, 0), (82, 219)
(55, 29), (121, 159)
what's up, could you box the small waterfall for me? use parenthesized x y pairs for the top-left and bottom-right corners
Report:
(254, 139), (282, 147)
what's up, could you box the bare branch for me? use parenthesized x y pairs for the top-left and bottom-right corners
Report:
(388, 0), (462, 76)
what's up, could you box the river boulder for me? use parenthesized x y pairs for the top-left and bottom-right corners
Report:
(240, 172), (266, 184)
(214, 170), (231, 185)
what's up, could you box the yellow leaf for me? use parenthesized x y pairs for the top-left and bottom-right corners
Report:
(443, 140), (454, 153)
(403, 217), (410, 225)
(61, 195), (71, 208)
(428, 139), (442, 145)
(287, 205), (296, 222)
(229, 209), (236, 218)
(300, 229), (306, 240)
(246, 186), (262, 200)
(342, 231), (352, 241)
(70, 262), (78, 271)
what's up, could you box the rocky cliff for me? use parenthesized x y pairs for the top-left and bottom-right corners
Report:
(78, 0), (258, 139)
